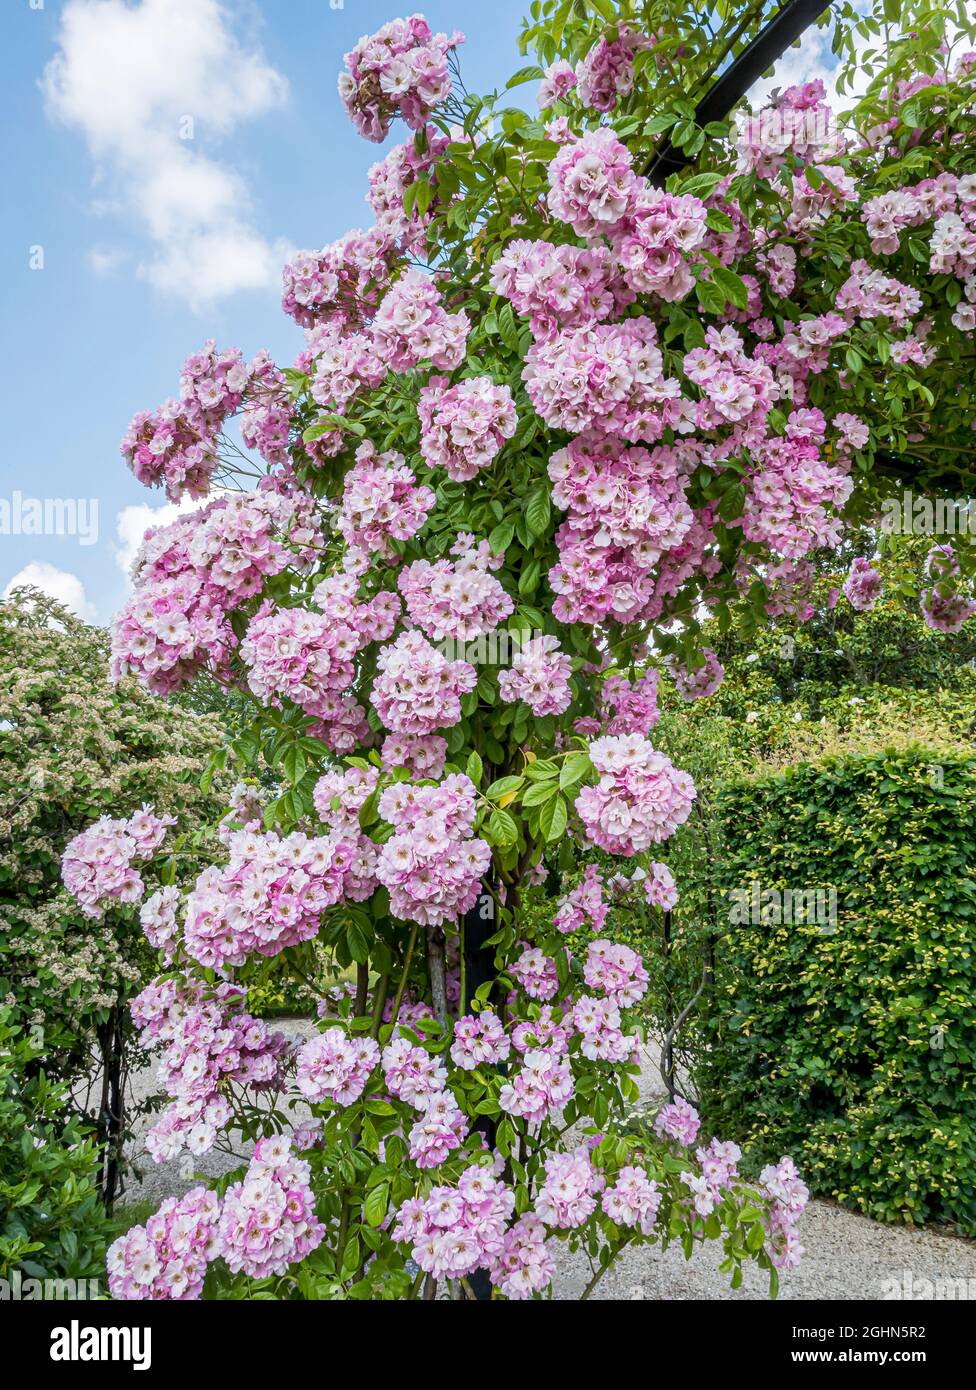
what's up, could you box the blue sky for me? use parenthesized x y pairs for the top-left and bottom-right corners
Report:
(0, 0), (537, 622)
(0, 0), (841, 625)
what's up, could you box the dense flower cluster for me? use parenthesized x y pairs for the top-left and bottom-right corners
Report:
(107, 1187), (219, 1301)
(584, 938), (649, 1006)
(417, 374), (518, 480)
(843, 557), (883, 612)
(760, 1155), (810, 1270)
(338, 16), (463, 142)
(140, 884), (181, 962)
(577, 25), (651, 112)
(380, 732), (448, 778)
(218, 1138), (325, 1278)
(668, 647), (725, 701)
(741, 409), (852, 560)
(381, 1034), (448, 1104)
(240, 605), (358, 723)
(371, 269), (470, 371)
(654, 1096), (701, 1146)
(112, 486), (317, 695)
(450, 1010), (511, 1070)
(489, 239), (626, 339)
(834, 258), (922, 325)
(644, 860), (678, 911)
(338, 440), (436, 559)
(547, 436), (696, 625)
(295, 1027), (381, 1105)
(573, 993), (634, 1061)
(497, 634), (573, 716)
(577, 734), (697, 854)
(525, 316), (679, 440)
(612, 185), (709, 301)
(371, 630), (476, 735)
(736, 79), (840, 178)
(281, 227), (397, 329)
(120, 400), (218, 501)
(183, 827), (363, 969)
(553, 864), (608, 935)
(399, 536), (513, 641)
(547, 127), (640, 238)
(921, 543), (976, 632)
(391, 1164), (519, 1283)
(509, 944), (560, 1000)
(130, 978), (288, 1161)
(499, 1046), (574, 1124)
(602, 671), (661, 734)
(408, 1090), (470, 1167)
(61, 805), (173, 919)
(489, 1213), (556, 1299)
(602, 1166), (662, 1233)
(305, 322), (388, 457)
(536, 1145), (605, 1228)
(121, 342), (256, 502)
(375, 773), (491, 925)
(681, 1137), (742, 1217)
(313, 763), (379, 832)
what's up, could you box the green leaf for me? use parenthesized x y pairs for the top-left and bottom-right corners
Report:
(711, 264), (749, 310)
(485, 774), (525, 801)
(518, 559), (542, 596)
(505, 64), (544, 88)
(525, 486), (551, 537)
(488, 521), (514, 555)
(466, 751), (483, 786)
(302, 415), (366, 441)
(364, 1182), (389, 1229)
(559, 751), (592, 791)
(487, 808), (519, 847)
(539, 794), (568, 841)
(522, 779), (559, 807)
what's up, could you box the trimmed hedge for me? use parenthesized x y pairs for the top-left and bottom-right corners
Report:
(700, 747), (976, 1232)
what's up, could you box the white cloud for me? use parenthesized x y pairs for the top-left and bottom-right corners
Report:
(3, 562), (95, 619)
(88, 246), (128, 276)
(747, 25), (844, 109)
(42, 0), (289, 307)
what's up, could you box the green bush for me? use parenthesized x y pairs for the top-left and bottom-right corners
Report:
(0, 1008), (113, 1282)
(0, 589), (227, 1087)
(699, 746), (976, 1232)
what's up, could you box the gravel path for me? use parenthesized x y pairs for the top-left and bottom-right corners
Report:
(112, 1026), (976, 1301)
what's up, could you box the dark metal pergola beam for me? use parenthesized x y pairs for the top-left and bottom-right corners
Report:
(647, 0), (833, 186)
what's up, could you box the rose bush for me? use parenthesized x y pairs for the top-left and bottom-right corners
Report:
(63, 1), (976, 1298)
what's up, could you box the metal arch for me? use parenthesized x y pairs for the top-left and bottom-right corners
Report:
(646, 0), (833, 186)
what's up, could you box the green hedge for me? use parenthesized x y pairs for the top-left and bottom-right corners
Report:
(700, 747), (976, 1232)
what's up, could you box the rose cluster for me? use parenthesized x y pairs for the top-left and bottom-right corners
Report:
(218, 1137), (325, 1278)
(576, 733), (697, 855)
(371, 630), (476, 735)
(497, 634), (573, 717)
(338, 16), (463, 142)
(375, 773), (491, 926)
(295, 1027), (381, 1106)
(183, 827), (367, 970)
(130, 978), (289, 1161)
(61, 805), (173, 919)
(418, 374), (517, 481)
(398, 536), (513, 642)
(107, 1187), (220, 1301)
